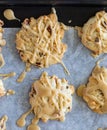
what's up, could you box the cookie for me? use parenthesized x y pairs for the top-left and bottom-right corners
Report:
(17, 72), (74, 130)
(16, 9), (68, 68)
(29, 72), (74, 122)
(77, 63), (107, 114)
(76, 11), (107, 56)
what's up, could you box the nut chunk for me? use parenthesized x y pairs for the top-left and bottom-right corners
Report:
(76, 11), (107, 56)
(0, 80), (5, 97)
(0, 115), (8, 130)
(77, 64), (107, 114)
(29, 72), (74, 122)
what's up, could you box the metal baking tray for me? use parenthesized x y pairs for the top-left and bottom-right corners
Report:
(0, 0), (107, 27)
(0, 1), (107, 130)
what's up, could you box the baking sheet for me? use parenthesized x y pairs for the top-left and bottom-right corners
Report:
(0, 28), (107, 130)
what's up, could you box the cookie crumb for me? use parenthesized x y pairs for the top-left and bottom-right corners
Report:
(0, 115), (8, 130)
(97, 128), (102, 130)
(0, 54), (5, 68)
(0, 79), (5, 97)
(6, 89), (15, 96)
(68, 20), (72, 23)
(0, 72), (16, 80)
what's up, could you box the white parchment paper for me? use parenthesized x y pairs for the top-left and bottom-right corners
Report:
(0, 28), (107, 130)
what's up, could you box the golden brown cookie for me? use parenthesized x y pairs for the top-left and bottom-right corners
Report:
(16, 9), (68, 68)
(77, 63), (107, 114)
(17, 72), (74, 130)
(29, 72), (74, 122)
(76, 11), (107, 56)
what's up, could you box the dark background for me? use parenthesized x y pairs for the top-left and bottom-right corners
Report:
(0, 0), (107, 27)
(0, 0), (107, 5)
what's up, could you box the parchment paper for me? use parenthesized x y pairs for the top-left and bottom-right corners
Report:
(0, 28), (107, 130)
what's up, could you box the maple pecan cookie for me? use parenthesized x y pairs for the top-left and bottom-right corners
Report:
(16, 9), (68, 68)
(17, 72), (74, 130)
(76, 11), (107, 56)
(29, 72), (74, 122)
(77, 63), (107, 114)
